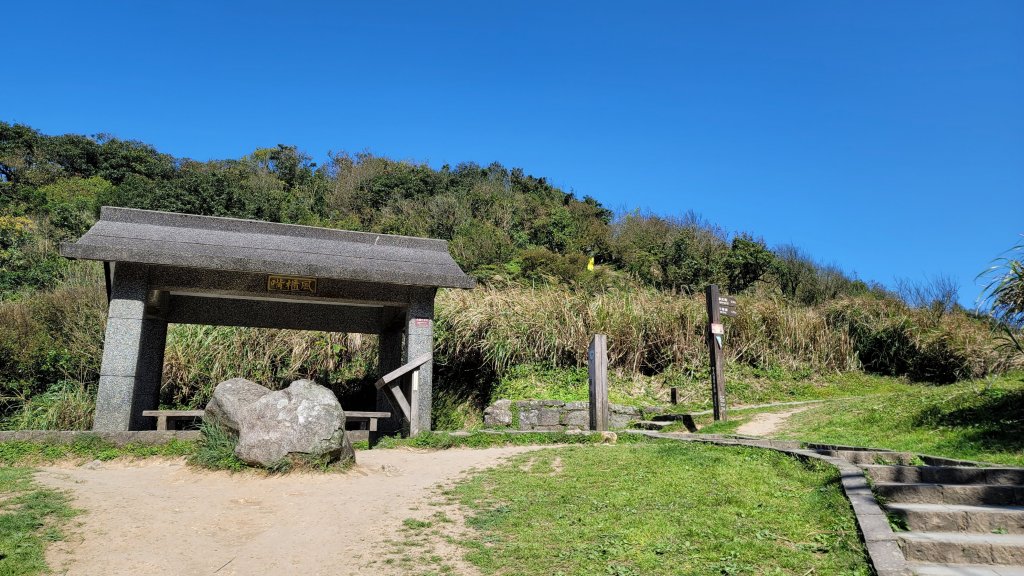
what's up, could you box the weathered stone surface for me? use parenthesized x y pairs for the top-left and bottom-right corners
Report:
(538, 408), (561, 427)
(234, 380), (353, 467)
(205, 378), (272, 433)
(518, 407), (539, 430)
(483, 399), (647, 431)
(609, 406), (639, 430)
(562, 409), (589, 429)
(483, 400), (513, 427)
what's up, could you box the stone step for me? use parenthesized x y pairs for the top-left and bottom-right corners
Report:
(898, 531), (1024, 565)
(651, 413), (692, 422)
(631, 420), (672, 430)
(887, 503), (1024, 534)
(875, 483), (1024, 506)
(864, 465), (1024, 486)
(815, 449), (916, 465)
(911, 562), (1024, 575)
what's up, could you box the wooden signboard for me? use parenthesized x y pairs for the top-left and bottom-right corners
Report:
(267, 275), (318, 294)
(705, 284), (737, 422)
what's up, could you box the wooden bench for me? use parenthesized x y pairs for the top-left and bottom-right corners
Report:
(142, 410), (205, 431)
(345, 411), (392, 442)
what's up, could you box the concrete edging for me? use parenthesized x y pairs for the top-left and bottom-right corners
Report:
(0, 430), (200, 446)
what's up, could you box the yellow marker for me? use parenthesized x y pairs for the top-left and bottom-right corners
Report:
(587, 256), (595, 271)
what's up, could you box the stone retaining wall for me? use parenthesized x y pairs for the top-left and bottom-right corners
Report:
(483, 399), (646, 431)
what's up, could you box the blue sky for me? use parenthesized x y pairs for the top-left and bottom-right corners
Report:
(4, 1), (1022, 306)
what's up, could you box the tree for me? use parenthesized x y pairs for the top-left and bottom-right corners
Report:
(724, 234), (774, 293)
(773, 244), (816, 300)
(979, 237), (1024, 355)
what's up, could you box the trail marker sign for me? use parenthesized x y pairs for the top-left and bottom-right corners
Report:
(704, 284), (737, 422)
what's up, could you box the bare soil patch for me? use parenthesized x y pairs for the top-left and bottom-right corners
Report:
(735, 407), (811, 436)
(36, 446), (541, 576)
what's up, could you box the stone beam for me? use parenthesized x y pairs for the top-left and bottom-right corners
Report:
(148, 265), (418, 307)
(165, 295), (388, 334)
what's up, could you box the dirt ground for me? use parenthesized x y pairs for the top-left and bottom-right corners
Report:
(734, 406), (811, 436)
(36, 446), (542, 576)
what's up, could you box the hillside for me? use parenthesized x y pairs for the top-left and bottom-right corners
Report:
(1, 122), (1019, 429)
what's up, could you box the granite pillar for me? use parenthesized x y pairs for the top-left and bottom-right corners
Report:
(93, 263), (167, 431)
(406, 288), (435, 435)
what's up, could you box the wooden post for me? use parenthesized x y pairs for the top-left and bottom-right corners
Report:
(705, 285), (728, 422)
(670, 387), (678, 405)
(409, 368), (420, 435)
(588, 334), (609, 431)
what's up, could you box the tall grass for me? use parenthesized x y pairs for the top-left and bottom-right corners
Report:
(163, 326), (376, 407)
(437, 286), (1015, 384)
(2, 380), (95, 430)
(1, 278), (1018, 430)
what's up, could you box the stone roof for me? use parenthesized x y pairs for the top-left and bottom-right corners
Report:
(61, 207), (475, 289)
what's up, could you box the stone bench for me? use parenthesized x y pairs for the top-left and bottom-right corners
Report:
(345, 411), (392, 442)
(141, 410), (205, 431)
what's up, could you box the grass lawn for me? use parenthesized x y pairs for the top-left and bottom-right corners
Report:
(450, 442), (870, 576)
(490, 366), (908, 414)
(774, 373), (1024, 466)
(0, 468), (78, 576)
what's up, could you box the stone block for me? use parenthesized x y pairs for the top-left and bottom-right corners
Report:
(538, 408), (561, 427)
(609, 412), (633, 430)
(986, 468), (1024, 485)
(610, 404), (639, 416)
(481, 405), (509, 428)
(991, 537), (1024, 564)
(518, 408), (539, 430)
(483, 402), (513, 428)
(564, 401), (589, 411)
(517, 400), (541, 411)
(562, 410), (590, 429)
(855, 512), (897, 542)
(863, 541), (910, 576)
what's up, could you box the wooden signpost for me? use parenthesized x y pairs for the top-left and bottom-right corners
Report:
(705, 284), (736, 421)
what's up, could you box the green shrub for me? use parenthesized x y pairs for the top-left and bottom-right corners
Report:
(188, 422), (245, 471)
(492, 364), (589, 402)
(518, 247), (587, 284)
(3, 380), (94, 430)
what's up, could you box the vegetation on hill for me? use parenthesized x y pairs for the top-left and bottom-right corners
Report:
(1, 121), (1021, 429)
(774, 372), (1024, 466)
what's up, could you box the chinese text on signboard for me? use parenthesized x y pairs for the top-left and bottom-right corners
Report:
(267, 275), (318, 294)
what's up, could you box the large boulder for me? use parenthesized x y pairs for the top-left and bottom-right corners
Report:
(234, 379), (354, 467)
(205, 378), (272, 433)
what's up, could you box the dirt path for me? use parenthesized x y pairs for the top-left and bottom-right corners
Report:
(735, 406), (811, 436)
(36, 446), (542, 576)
